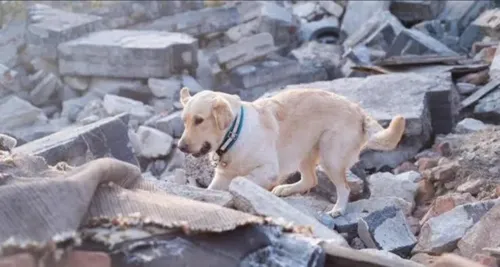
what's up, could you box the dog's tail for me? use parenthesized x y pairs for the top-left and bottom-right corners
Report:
(362, 114), (406, 151)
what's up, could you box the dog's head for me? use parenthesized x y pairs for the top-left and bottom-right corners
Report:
(177, 87), (240, 157)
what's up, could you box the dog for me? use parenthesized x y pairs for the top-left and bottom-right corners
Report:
(177, 87), (405, 217)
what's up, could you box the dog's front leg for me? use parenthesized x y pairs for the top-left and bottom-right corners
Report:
(245, 163), (279, 191)
(207, 169), (234, 191)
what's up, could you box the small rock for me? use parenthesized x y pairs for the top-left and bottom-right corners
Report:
(420, 193), (476, 225)
(456, 83), (478, 95)
(181, 75), (204, 94)
(145, 111), (185, 139)
(368, 171), (420, 207)
(358, 206), (417, 258)
(184, 154), (214, 188)
(416, 157), (439, 172)
(394, 161), (419, 175)
(147, 77), (181, 98)
(414, 199), (499, 254)
(435, 141), (452, 157)
(30, 72), (60, 106)
(103, 94), (153, 124)
(318, 1), (343, 18)
(429, 161), (459, 183)
(0, 134), (17, 152)
(350, 237), (366, 250)
(455, 118), (488, 134)
(136, 126), (173, 158)
(0, 96), (46, 132)
(63, 76), (89, 91)
(457, 179), (485, 195)
(416, 179), (435, 205)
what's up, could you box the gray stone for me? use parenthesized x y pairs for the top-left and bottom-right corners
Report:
(135, 126), (173, 158)
(390, 0), (445, 22)
(0, 134), (17, 152)
(181, 75), (205, 94)
(61, 93), (100, 122)
(292, 2), (316, 19)
(489, 43), (500, 81)
(455, 118), (488, 134)
(473, 8), (500, 39)
(147, 77), (181, 98)
(58, 30), (198, 79)
(343, 10), (405, 51)
(458, 203), (500, 259)
(474, 89), (500, 122)
(131, 5), (241, 38)
(14, 114), (139, 167)
(368, 171), (420, 208)
(412, 20), (461, 52)
(230, 56), (301, 89)
(283, 72), (455, 169)
(341, 1), (390, 38)
(145, 111), (185, 139)
(387, 29), (460, 57)
(0, 96), (47, 132)
(215, 32), (276, 71)
(229, 177), (348, 246)
(456, 179), (485, 195)
(75, 99), (107, 124)
(63, 76), (89, 91)
(318, 1), (343, 18)
(184, 154), (214, 188)
(290, 42), (343, 80)
(438, 1), (492, 33)
(332, 197), (413, 236)
(255, 1), (299, 51)
(456, 83), (478, 95)
(414, 199), (500, 254)
(103, 94), (154, 124)
(30, 72), (61, 106)
(26, 4), (104, 60)
(459, 24), (484, 51)
(8, 120), (67, 144)
(358, 206), (417, 258)
(88, 77), (144, 98)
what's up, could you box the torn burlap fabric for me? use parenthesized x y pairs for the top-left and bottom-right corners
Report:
(0, 153), (265, 253)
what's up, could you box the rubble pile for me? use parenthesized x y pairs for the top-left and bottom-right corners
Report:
(2, 0), (500, 266)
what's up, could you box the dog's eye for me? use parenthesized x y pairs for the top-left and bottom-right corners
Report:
(194, 117), (204, 125)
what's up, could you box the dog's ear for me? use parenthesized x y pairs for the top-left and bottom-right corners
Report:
(212, 97), (233, 131)
(180, 87), (191, 106)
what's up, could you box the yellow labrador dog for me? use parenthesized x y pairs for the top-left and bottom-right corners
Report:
(177, 87), (405, 217)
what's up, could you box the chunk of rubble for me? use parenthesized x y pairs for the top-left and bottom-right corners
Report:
(341, 1), (390, 38)
(290, 42), (343, 79)
(420, 193), (476, 225)
(439, 1), (491, 33)
(283, 72), (456, 169)
(103, 94), (153, 124)
(30, 72), (61, 106)
(455, 118), (488, 134)
(147, 77), (181, 98)
(368, 171), (421, 208)
(0, 96), (47, 132)
(26, 4), (104, 60)
(131, 5), (241, 37)
(387, 29), (460, 57)
(458, 203), (500, 259)
(61, 93), (100, 122)
(214, 32), (276, 71)
(318, 1), (343, 18)
(88, 77), (144, 98)
(229, 177), (348, 247)
(473, 89), (500, 122)
(14, 114), (138, 167)
(473, 9), (500, 39)
(414, 199), (500, 254)
(390, 0), (445, 22)
(145, 111), (184, 139)
(358, 206), (417, 258)
(135, 126), (173, 158)
(63, 76), (89, 91)
(58, 30), (198, 78)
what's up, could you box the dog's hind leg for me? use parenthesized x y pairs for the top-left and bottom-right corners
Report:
(271, 147), (319, 197)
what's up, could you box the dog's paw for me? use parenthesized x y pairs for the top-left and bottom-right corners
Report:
(327, 207), (345, 218)
(271, 184), (296, 197)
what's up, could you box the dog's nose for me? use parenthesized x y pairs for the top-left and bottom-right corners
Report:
(178, 142), (189, 153)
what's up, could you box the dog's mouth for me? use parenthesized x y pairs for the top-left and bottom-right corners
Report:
(192, 142), (211, 158)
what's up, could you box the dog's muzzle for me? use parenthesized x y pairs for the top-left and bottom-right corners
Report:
(192, 142), (211, 158)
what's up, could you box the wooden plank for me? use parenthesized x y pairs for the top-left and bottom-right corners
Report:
(460, 79), (500, 109)
(374, 54), (468, 67)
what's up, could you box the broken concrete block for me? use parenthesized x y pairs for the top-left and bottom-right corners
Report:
(230, 56), (301, 89)
(61, 93), (100, 122)
(58, 30), (198, 79)
(341, 1), (390, 38)
(390, 0), (445, 22)
(256, 1), (299, 50)
(284, 72), (455, 169)
(181, 75), (205, 94)
(387, 29), (460, 57)
(26, 4), (104, 60)
(132, 5), (240, 38)
(438, 1), (492, 33)
(0, 134), (17, 152)
(414, 199), (500, 254)
(455, 118), (488, 134)
(229, 177), (348, 247)
(14, 114), (139, 167)
(0, 96), (47, 132)
(474, 89), (500, 122)
(458, 203), (500, 259)
(368, 171), (421, 208)
(145, 111), (185, 139)
(63, 76), (89, 91)
(473, 9), (500, 39)
(135, 126), (173, 158)
(103, 94), (153, 124)
(358, 206), (417, 258)
(30, 72), (61, 106)
(343, 10), (405, 51)
(215, 32), (276, 70)
(147, 77), (181, 98)
(290, 42), (343, 80)
(88, 77), (144, 98)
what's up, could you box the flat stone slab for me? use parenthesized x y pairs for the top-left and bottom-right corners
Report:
(283, 72), (454, 169)
(26, 4), (104, 60)
(229, 177), (348, 247)
(14, 114), (139, 167)
(58, 30), (198, 79)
